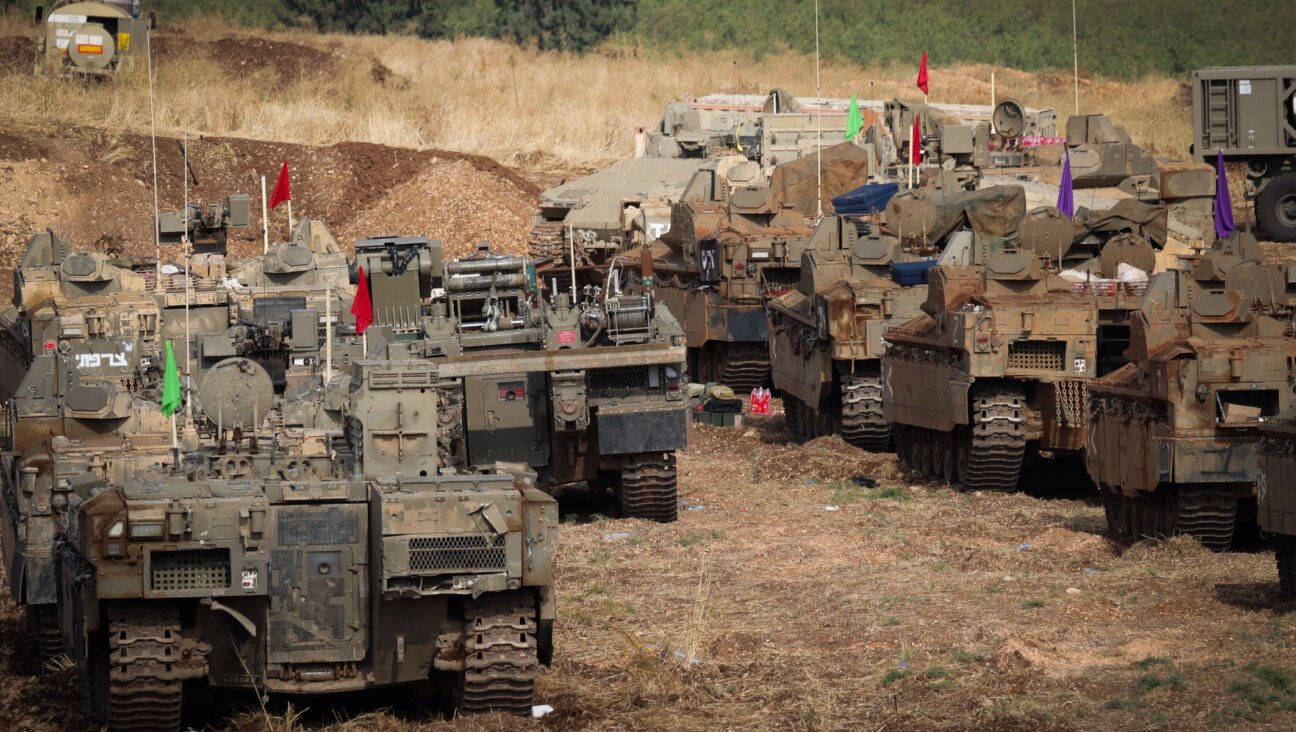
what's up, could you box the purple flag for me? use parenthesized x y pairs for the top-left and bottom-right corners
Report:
(1214, 149), (1235, 239)
(1057, 150), (1074, 219)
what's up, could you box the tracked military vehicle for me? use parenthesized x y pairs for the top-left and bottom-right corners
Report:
(529, 89), (881, 266)
(1, 204), (359, 663)
(33, 1), (154, 78)
(354, 236), (688, 522)
(882, 193), (1167, 490)
(3, 221), (557, 728)
(1259, 411), (1296, 596)
(766, 185), (1025, 449)
(643, 158), (818, 391)
(1087, 234), (1292, 551)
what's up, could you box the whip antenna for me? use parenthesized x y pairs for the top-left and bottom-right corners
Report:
(147, 23), (160, 274)
(814, 0), (823, 219)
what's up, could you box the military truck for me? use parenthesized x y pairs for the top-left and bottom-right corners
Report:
(1191, 66), (1296, 241)
(33, 1), (154, 78)
(1087, 234), (1291, 550)
(766, 185), (1027, 449)
(354, 236), (688, 522)
(1259, 410), (1296, 596)
(882, 193), (1165, 490)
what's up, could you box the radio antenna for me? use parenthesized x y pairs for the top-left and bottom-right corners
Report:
(146, 22), (160, 275)
(814, 0), (823, 219)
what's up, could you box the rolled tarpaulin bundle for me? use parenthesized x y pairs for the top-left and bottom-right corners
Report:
(832, 182), (900, 217)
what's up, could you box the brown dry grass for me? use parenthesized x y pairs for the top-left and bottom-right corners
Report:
(0, 14), (1191, 174)
(3, 408), (1294, 731)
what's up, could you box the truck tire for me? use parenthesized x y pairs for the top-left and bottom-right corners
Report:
(1256, 174), (1296, 242)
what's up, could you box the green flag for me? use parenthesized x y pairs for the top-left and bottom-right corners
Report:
(161, 340), (182, 417)
(845, 94), (864, 140)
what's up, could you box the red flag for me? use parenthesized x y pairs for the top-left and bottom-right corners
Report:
(351, 265), (373, 334)
(916, 52), (929, 95)
(269, 161), (291, 209)
(912, 115), (923, 166)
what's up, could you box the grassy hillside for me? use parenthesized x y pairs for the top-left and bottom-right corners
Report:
(0, 14), (1192, 172)
(4, 0), (1285, 78)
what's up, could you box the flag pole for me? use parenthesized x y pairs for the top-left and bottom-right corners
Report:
(990, 72), (996, 132)
(325, 286), (333, 381)
(286, 198), (293, 239)
(1072, 0), (1080, 115)
(908, 120), (915, 189)
(261, 175), (270, 254)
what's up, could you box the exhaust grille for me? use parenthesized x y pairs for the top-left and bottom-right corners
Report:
(408, 535), (506, 574)
(150, 549), (231, 591)
(590, 366), (648, 392)
(1007, 340), (1066, 371)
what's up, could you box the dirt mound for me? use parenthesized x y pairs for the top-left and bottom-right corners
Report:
(153, 33), (341, 88)
(337, 158), (534, 259)
(0, 125), (540, 295)
(0, 36), (36, 75)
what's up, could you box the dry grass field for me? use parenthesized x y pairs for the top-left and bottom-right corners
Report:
(0, 13), (1290, 732)
(0, 14), (1192, 174)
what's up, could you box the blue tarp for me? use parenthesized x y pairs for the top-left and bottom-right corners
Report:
(891, 259), (938, 286)
(832, 182), (900, 216)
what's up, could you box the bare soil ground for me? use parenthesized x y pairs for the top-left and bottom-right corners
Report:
(2, 409), (1293, 731)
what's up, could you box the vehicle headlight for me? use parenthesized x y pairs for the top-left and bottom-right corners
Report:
(106, 519), (126, 539)
(128, 522), (164, 540)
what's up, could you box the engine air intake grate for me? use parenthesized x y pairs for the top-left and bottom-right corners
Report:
(150, 549), (231, 591)
(408, 535), (506, 574)
(1007, 340), (1066, 371)
(590, 366), (648, 392)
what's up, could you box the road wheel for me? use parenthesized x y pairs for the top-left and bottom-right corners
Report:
(1257, 174), (1296, 242)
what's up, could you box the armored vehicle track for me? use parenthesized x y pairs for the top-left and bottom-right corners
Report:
(717, 343), (770, 392)
(840, 375), (889, 451)
(527, 221), (566, 262)
(1100, 484), (1241, 552)
(1277, 536), (1296, 598)
(618, 453), (680, 523)
(462, 593), (540, 716)
(102, 604), (189, 732)
(30, 607), (64, 667)
(960, 387), (1027, 491)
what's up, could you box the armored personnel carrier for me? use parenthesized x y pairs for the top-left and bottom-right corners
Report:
(354, 235), (688, 522)
(3, 223), (557, 728)
(1088, 234), (1292, 550)
(765, 185), (1024, 448)
(33, 1), (154, 78)
(1259, 412), (1296, 596)
(882, 193), (1166, 490)
(0, 205), (359, 662)
(644, 159), (817, 390)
